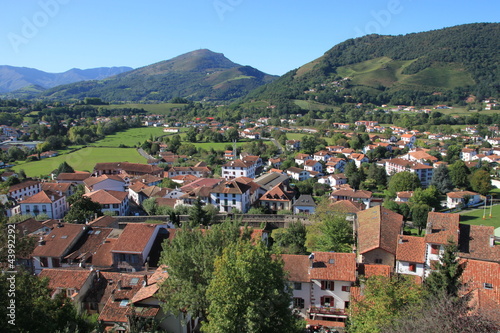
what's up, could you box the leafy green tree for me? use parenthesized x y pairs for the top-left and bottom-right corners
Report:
(431, 164), (454, 194)
(470, 169), (492, 195)
(0, 270), (95, 333)
(158, 220), (252, 322)
(444, 145), (461, 164)
(142, 197), (157, 215)
(186, 127), (198, 143)
(449, 160), (470, 190)
(202, 241), (301, 333)
(64, 196), (102, 223)
(271, 221), (307, 254)
(387, 171), (421, 193)
(366, 163), (387, 187)
(411, 203), (430, 235)
(188, 198), (207, 227)
(409, 186), (440, 210)
(348, 275), (423, 333)
(424, 240), (464, 298)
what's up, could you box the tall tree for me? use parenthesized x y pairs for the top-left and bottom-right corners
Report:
(202, 241), (301, 333)
(271, 221), (307, 255)
(387, 171), (421, 193)
(158, 220), (252, 322)
(470, 169), (492, 195)
(348, 275), (423, 333)
(409, 186), (441, 210)
(424, 240), (464, 298)
(431, 164), (454, 194)
(411, 203), (430, 235)
(64, 196), (102, 223)
(449, 160), (470, 190)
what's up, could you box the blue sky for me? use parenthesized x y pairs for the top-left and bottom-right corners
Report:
(0, 0), (498, 76)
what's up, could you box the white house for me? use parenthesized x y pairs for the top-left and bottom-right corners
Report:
(303, 159), (322, 173)
(292, 194), (316, 214)
(210, 180), (251, 213)
(221, 159), (255, 180)
(83, 174), (126, 193)
(84, 190), (130, 216)
(286, 167), (310, 182)
(19, 190), (68, 219)
(395, 235), (426, 279)
(295, 153), (312, 166)
(446, 191), (481, 209)
(282, 252), (357, 328)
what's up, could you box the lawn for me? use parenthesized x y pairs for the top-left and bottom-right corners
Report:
(459, 204), (500, 229)
(92, 127), (167, 147)
(13, 147), (146, 177)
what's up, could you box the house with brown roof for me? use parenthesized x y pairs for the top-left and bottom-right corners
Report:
(32, 223), (88, 274)
(303, 159), (323, 173)
(384, 158), (434, 187)
(93, 162), (163, 177)
(166, 165), (212, 179)
(39, 268), (96, 312)
(8, 179), (41, 202)
(84, 190), (129, 216)
(42, 182), (75, 198)
(395, 235), (426, 279)
(330, 188), (372, 209)
(55, 171), (91, 184)
(83, 174), (126, 193)
(221, 159), (255, 180)
(395, 191), (413, 202)
(259, 183), (295, 212)
(356, 206), (403, 268)
(446, 190), (481, 209)
(209, 180), (251, 213)
(111, 223), (172, 272)
(19, 190), (68, 219)
(295, 153), (312, 166)
(63, 227), (116, 269)
(402, 150), (438, 165)
(282, 252), (357, 329)
(424, 212), (460, 276)
(286, 166), (310, 181)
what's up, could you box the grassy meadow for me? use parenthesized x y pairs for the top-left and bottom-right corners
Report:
(13, 147), (145, 177)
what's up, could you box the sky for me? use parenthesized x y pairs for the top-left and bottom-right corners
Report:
(0, 0), (498, 76)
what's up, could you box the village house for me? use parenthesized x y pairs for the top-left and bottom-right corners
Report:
(93, 162), (163, 177)
(221, 159), (255, 180)
(283, 252), (357, 329)
(395, 235), (426, 280)
(210, 180), (251, 213)
(384, 158), (433, 187)
(303, 159), (323, 173)
(20, 190), (68, 219)
(295, 153), (312, 166)
(292, 194), (316, 215)
(330, 188), (372, 209)
(83, 174), (127, 193)
(446, 190), (481, 209)
(84, 190), (130, 216)
(286, 167), (310, 182)
(259, 183), (295, 212)
(356, 206), (403, 268)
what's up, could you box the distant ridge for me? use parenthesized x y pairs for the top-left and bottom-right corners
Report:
(0, 65), (133, 93)
(37, 49), (278, 102)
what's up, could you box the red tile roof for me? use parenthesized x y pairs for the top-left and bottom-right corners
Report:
(396, 235), (426, 263)
(20, 190), (62, 204)
(41, 182), (72, 193)
(458, 224), (500, 262)
(357, 206), (403, 255)
(425, 212), (460, 245)
(331, 189), (372, 199)
(8, 180), (40, 194)
(259, 184), (295, 202)
(282, 254), (311, 282)
(112, 223), (158, 254)
(64, 227), (113, 263)
(84, 174), (125, 188)
(56, 172), (91, 182)
(84, 190), (128, 205)
(39, 268), (93, 293)
(461, 259), (500, 308)
(32, 223), (87, 258)
(358, 264), (392, 278)
(211, 180), (251, 194)
(329, 200), (363, 213)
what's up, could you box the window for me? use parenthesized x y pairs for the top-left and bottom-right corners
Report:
(52, 258), (60, 268)
(293, 298), (304, 309)
(431, 244), (440, 255)
(341, 285), (350, 292)
(294, 282), (302, 290)
(484, 283), (493, 289)
(409, 263), (416, 272)
(40, 257), (48, 267)
(321, 281), (334, 291)
(321, 296), (333, 307)
(375, 259), (383, 264)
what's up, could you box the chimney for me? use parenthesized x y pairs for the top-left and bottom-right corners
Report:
(308, 253), (315, 268)
(398, 235), (404, 244)
(143, 275), (148, 287)
(117, 280), (122, 291)
(38, 235), (45, 246)
(490, 235), (495, 248)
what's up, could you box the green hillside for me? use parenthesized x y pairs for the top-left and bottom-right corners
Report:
(39, 49), (277, 102)
(246, 23), (499, 108)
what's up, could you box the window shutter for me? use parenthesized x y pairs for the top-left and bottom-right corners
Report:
(321, 281), (326, 290)
(330, 282), (334, 291)
(320, 296), (325, 305)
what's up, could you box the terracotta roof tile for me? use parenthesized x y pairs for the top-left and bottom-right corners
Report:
(329, 200), (363, 213)
(32, 223), (87, 258)
(357, 206), (403, 255)
(112, 224), (159, 254)
(357, 263), (392, 278)
(84, 190), (128, 205)
(396, 235), (426, 263)
(211, 180), (251, 195)
(458, 224), (500, 262)
(64, 227), (113, 263)
(331, 189), (372, 199)
(41, 182), (72, 193)
(425, 212), (460, 245)
(56, 172), (91, 182)
(259, 184), (295, 202)
(282, 255), (310, 282)
(39, 268), (93, 293)
(461, 259), (500, 306)
(309, 252), (357, 282)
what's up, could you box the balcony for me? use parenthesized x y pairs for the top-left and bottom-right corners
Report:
(308, 306), (347, 317)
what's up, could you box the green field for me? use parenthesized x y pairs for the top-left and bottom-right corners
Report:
(293, 100), (338, 111)
(13, 147), (146, 177)
(98, 103), (187, 114)
(459, 204), (500, 229)
(92, 127), (167, 147)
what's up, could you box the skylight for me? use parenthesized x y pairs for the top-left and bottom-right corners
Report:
(119, 300), (129, 307)
(130, 278), (139, 285)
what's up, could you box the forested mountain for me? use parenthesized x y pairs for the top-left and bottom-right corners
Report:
(0, 66), (133, 93)
(38, 49), (278, 102)
(246, 23), (499, 107)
